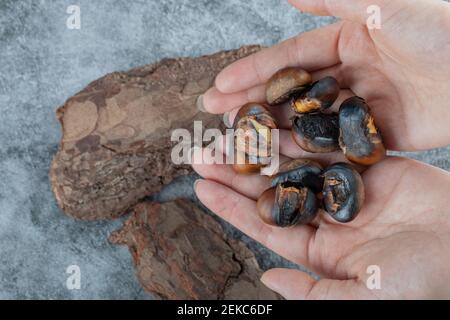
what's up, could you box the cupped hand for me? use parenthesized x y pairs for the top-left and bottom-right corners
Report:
(201, 0), (450, 151)
(193, 150), (450, 299)
(192, 0), (450, 299)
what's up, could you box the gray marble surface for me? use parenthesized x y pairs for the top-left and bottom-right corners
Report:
(0, 0), (448, 299)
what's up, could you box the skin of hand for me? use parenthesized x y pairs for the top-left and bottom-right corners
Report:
(200, 0), (450, 151)
(192, 0), (450, 299)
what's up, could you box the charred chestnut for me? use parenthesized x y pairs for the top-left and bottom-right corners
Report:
(292, 113), (340, 153)
(266, 67), (312, 105)
(271, 159), (323, 193)
(291, 77), (340, 113)
(322, 162), (364, 223)
(233, 103), (277, 174)
(339, 96), (386, 165)
(257, 183), (317, 227)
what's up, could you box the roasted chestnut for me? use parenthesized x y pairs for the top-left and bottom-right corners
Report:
(292, 113), (340, 153)
(257, 183), (317, 227)
(256, 159), (322, 227)
(270, 159), (323, 193)
(339, 96), (386, 165)
(291, 77), (340, 113)
(266, 67), (312, 105)
(322, 162), (364, 223)
(233, 103), (277, 174)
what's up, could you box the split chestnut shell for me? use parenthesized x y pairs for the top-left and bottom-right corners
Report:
(271, 159), (323, 193)
(291, 77), (340, 113)
(233, 103), (277, 174)
(292, 113), (340, 153)
(257, 184), (317, 227)
(322, 162), (364, 223)
(339, 96), (386, 165)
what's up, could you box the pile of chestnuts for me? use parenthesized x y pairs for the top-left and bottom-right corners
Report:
(266, 67), (385, 164)
(257, 160), (364, 226)
(232, 67), (386, 227)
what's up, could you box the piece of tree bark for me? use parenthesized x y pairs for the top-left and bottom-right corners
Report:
(50, 46), (261, 220)
(109, 200), (281, 300)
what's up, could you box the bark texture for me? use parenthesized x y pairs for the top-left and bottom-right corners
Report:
(50, 46), (261, 220)
(109, 200), (280, 300)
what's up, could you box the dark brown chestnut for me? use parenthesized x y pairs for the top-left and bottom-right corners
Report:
(271, 159), (323, 193)
(257, 183), (318, 227)
(266, 67), (312, 105)
(233, 103), (277, 174)
(339, 96), (386, 165)
(292, 113), (340, 153)
(291, 77), (340, 113)
(322, 162), (364, 223)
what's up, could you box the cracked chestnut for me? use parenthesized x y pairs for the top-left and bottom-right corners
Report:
(271, 159), (323, 193)
(322, 162), (364, 223)
(339, 96), (386, 165)
(266, 67), (312, 105)
(233, 103), (277, 174)
(292, 112), (340, 153)
(291, 76), (340, 113)
(257, 183), (317, 227)
(256, 159), (322, 227)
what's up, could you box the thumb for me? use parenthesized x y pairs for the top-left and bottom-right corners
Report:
(261, 268), (371, 299)
(288, 0), (406, 25)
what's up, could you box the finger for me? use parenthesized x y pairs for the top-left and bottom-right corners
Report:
(205, 61), (354, 119)
(211, 22), (343, 97)
(288, 0), (405, 25)
(261, 269), (317, 300)
(192, 151), (271, 200)
(203, 84), (266, 115)
(261, 268), (371, 299)
(195, 179), (322, 269)
(223, 84), (355, 130)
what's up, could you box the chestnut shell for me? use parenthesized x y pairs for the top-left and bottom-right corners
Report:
(292, 113), (340, 153)
(265, 67), (312, 105)
(233, 103), (277, 173)
(257, 184), (318, 227)
(291, 76), (340, 113)
(271, 159), (323, 193)
(322, 162), (364, 223)
(339, 96), (386, 165)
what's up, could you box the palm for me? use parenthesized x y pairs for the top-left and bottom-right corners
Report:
(320, 19), (450, 151)
(195, 0), (450, 299)
(302, 157), (450, 299)
(194, 156), (450, 299)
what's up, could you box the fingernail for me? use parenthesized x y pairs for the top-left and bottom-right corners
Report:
(223, 112), (232, 128)
(193, 179), (203, 193)
(260, 273), (276, 291)
(196, 94), (206, 113)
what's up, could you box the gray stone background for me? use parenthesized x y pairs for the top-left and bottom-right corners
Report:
(0, 0), (448, 299)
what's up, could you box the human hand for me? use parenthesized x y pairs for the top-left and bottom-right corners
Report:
(200, 0), (450, 151)
(193, 0), (450, 299)
(193, 152), (450, 299)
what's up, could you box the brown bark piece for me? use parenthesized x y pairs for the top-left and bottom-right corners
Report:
(109, 200), (280, 300)
(50, 46), (261, 220)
